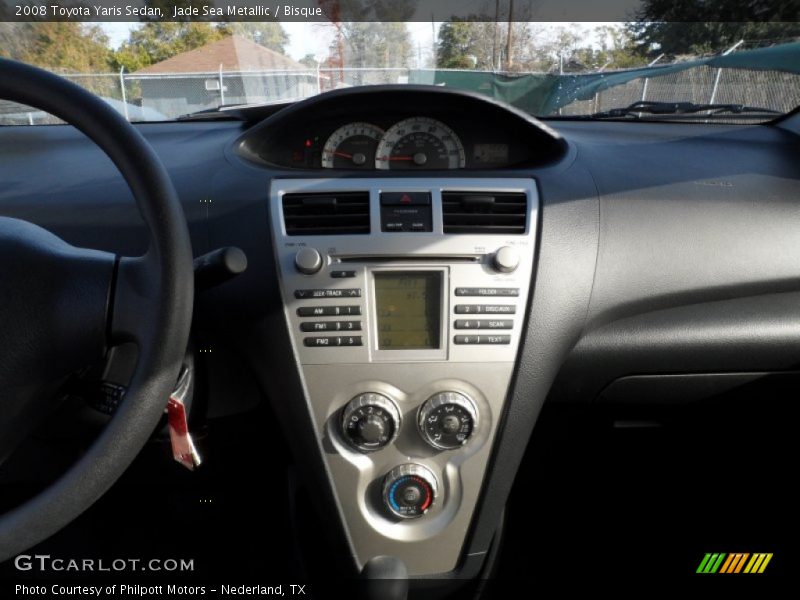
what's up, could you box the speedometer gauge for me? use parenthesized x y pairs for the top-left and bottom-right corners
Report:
(375, 117), (465, 170)
(321, 122), (384, 169)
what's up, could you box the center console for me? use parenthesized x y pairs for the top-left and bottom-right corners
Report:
(270, 178), (538, 575)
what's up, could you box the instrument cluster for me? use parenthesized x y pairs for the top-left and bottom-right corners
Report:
(269, 115), (523, 171)
(320, 117), (467, 170)
(241, 87), (568, 171)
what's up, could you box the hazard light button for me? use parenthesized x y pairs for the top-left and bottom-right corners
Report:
(380, 192), (432, 232)
(380, 192), (431, 205)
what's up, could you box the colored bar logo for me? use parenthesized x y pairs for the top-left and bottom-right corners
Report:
(697, 553), (773, 574)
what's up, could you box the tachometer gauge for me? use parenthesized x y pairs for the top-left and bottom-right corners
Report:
(321, 122), (384, 169)
(375, 117), (466, 170)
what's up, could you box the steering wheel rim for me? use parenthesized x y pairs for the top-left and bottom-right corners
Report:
(0, 59), (193, 560)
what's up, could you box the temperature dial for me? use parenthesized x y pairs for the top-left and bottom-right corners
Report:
(341, 393), (401, 453)
(418, 391), (478, 450)
(383, 464), (438, 519)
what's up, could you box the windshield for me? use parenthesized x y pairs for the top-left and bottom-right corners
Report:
(2, 17), (799, 124)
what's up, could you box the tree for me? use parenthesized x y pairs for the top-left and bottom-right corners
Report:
(299, 53), (319, 68)
(220, 22), (289, 54)
(321, 0), (414, 72)
(0, 23), (112, 72)
(526, 24), (647, 72)
(436, 20), (533, 71)
(437, 21), (488, 69)
(593, 25), (648, 69)
(628, 1), (800, 58)
(320, 0), (416, 22)
(329, 22), (412, 68)
(111, 23), (227, 72)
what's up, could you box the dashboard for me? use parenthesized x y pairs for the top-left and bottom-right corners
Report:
(1, 85), (799, 586)
(236, 86), (567, 170)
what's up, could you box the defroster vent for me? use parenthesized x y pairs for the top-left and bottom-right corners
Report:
(282, 192), (370, 236)
(442, 192), (527, 234)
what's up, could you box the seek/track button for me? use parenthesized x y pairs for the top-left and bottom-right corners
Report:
(295, 288), (361, 299)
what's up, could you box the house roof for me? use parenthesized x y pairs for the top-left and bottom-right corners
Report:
(136, 36), (305, 74)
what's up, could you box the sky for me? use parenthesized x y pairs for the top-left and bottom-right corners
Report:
(102, 22), (612, 66)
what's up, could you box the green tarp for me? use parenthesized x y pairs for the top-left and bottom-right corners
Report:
(408, 41), (800, 115)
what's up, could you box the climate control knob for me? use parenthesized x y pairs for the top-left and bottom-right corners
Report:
(294, 247), (323, 275)
(383, 464), (438, 519)
(342, 393), (401, 452)
(418, 391), (478, 450)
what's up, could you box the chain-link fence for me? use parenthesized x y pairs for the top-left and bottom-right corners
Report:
(559, 65), (800, 116)
(1, 62), (798, 124)
(0, 72), (125, 125)
(125, 70), (320, 118)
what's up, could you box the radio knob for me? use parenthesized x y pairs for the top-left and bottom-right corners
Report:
(341, 393), (401, 453)
(383, 464), (438, 519)
(493, 246), (520, 273)
(418, 391), (478, 450)
(295, 247), (323, 275)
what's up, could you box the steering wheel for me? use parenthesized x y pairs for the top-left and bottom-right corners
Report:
(0, 59), (193, 560)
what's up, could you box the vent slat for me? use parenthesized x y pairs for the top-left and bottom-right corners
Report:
(442, 192), (527, 234)
(442, 213), (525, 222)
(283, 192), (370, 236)
(283, 213), (370, 221)
(444, 225), (526, 233)
(442, 205), (525, 215)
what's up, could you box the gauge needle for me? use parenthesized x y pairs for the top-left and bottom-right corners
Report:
(382, 156), (414, 161)
(325, 150), (353, 159)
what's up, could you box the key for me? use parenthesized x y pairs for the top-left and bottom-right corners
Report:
(166, 366), (202, 471)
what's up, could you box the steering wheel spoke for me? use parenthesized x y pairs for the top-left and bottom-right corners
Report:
(0, 216), (117, 465)
(0, 217), (115, 392)
(110, 253), (167, 343)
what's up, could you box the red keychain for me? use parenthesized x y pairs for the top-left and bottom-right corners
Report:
(166, 367), (202, 471)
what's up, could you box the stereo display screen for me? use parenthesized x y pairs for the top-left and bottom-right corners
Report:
(374, 272), (442, 350)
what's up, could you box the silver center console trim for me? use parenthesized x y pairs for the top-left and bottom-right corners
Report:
(269, 178), (538, 575)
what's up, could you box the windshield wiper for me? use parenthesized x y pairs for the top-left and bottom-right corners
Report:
(587, 101), (783, 120)
(177, 98), (302, 121)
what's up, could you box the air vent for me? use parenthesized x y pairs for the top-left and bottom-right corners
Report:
(282, 192), (370, 236)
(442, 192), (527, 234)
